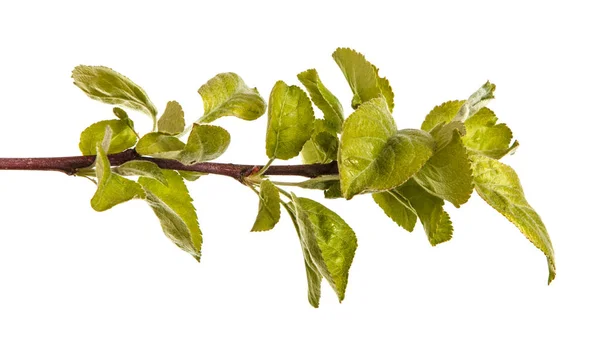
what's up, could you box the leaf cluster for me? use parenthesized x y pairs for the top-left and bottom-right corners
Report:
(71, 48), (554, 307)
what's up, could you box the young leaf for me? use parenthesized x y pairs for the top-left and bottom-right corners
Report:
(197, 73), (266, 123)
(453, 81), (496, 122)
(471, 154), (555, 283)
(250, 180), (281, 232)
(112, 107), (136, 133)
(301, 131), (339, 165)
(72, 65), (157, 119)
(157, 101), (185, 135)
(372, 190), (417, 232)
(265, 81), (315, 160)
(464, 107), (519, 159)
(297, 69), (344, 132)
(413, 130), (474, 207)
(136, 132), (185, 159)
(397, 179), (454, 246)
(421, 100), (465, 132)
(114, 160), (168, 186)
(139, 170), (203, 261)
(338, 97), (435, 199)
(79, 119), (137, 155)
(91, 140), (145, 212)
(178, 124), (230, 165)
(290, 194), (358, 302)
(332, 47), (394, 111)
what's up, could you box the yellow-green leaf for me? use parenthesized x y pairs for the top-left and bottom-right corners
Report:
(91, 139), (145, 212)
(197, 73), (266, 123)
(339, 97), (435, 199)
(471, 154), (555, 284)
(114, 160), (168, 186)
(397, 179), (454, 246)
(72, 65), (157, 119)
(414, 130), (474, 207)
(79, 119), (137, 155)
(332, 47), (394, 111)
(139, 170), (202, 261)
(421, 100), (465, 132)
(372, 190), (417, 232)
(297, 69), (344, 132)
(290, 194), (357, 302)
(178, 124), (230, 165)
(136, 132), (185, 159)
(157, 101), (185, 135)
(464, 107), (519, 159)
(177, 171), (207, 181)
(250, 180), (281, 232)
(265, 81), (315, 160)
(301, 131), (339, 165)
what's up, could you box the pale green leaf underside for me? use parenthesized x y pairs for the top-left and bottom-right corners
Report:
(136, 132), (185, 159)
(332, 48), (394, 111)
(198, 72), (266, 123)
(72, 65), (157, 118)
(454, 81), (496, 122)
(114, 160), (168, 186)
(291, 194), (357, 302)
(421, 100), (465, 132)
(464, 107), (519, 159)
(266, 81), (315, 160)
(297, 68), (344, 132)
(79, 119), (137, 155)
(397, 179), (453, 246)
(372, 190), (417, 232)
(250, 180), (281, 232)
(414, 130), (474, 207)
(471, 154), (555, 283)
(339, 97), (435, 199)
(178, 171), (207, 181)
(157, 101), (185, 135)
(91, 141), (145, 212)
(139, 170), (202, 261)
(178, 124), (230, 165)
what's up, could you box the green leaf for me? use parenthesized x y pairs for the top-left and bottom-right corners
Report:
(464, 107), (519, 159)
(282, 204), (322, 308)
(413, 129), (474, 207)
(72, 65), (157, 119)
(338, 97), (435, 199)
(332, 47), (394, 111)
(250, 180), (281, 232)
(290, 194), (358, 302)
(421, 100), (465, 132)
(177, 171), (207, 181)
(178, 124), (230, 165)
(136, 132), (185, 159)
(112, 107), (136, 132)
(91, 133), (145, 212)
(301, 131), (339, 164)
(114, 160), (168, 186)
(297, 69), (344, 132)
(454, 81), (496, 122)
(471, 154), (555, 284)
(139, 170), (203, 261)
(79, 119), (137, 155)
(324, 182), (343, 199)
(197, 73), (266, 123)
(372, 190), (417, 232)
(265, 81), (315, 160)
(157, 101), (185, 135)
(396, 179), (453, 246)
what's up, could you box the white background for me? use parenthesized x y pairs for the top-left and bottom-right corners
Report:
(0, 1), (598, 343)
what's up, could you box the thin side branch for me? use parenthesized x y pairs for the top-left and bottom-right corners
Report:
(0, 149), (339, 182)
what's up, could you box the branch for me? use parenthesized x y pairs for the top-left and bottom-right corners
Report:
(0, 149), (339, 182)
